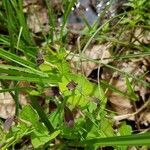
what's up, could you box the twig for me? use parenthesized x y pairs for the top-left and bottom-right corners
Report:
(114, 98), (150, 121)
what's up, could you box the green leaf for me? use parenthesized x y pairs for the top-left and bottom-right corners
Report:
(118, 122), (132, 136)
(39, 63), (52, 72)
(20, 105), (39, 125)
(29, 90), (41, 96)
(117, 122), (132, 150)
(86, 125), (100, 139)
(31, 130), (60, 148)
(59, 74), (103, 107)
(88, 101), (97, 113)
(49, 109), (62, 128)
(100, 119), (115, 138)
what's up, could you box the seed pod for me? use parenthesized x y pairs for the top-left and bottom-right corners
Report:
(64, 106), (74, 127)
(66, 80), (78, 91)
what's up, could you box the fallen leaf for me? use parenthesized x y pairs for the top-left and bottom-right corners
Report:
(68, 43), (112, 76)
(82, 44), (111, 76)
(139, 109), (150, 126)
(0, 84), (27, 119)
(27, 6), (49, 33)
(108, 78), (134, 115)
(133, 28), (150, 45)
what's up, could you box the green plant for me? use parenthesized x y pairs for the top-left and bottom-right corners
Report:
(0, 0), (150, 149)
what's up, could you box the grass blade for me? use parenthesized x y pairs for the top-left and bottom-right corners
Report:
(0, 75), (54, 84)
(30, 96), (54, 133)
(70, 133), (150, 146)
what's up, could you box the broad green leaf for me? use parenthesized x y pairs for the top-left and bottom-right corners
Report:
(57, 59), (70, 75)
(86, 125), (100, 139)
(59, 74), (103, 107)
(39, 63), (52, 72)
(20, 105), (39, 125)
(68, 94), (89, 107)
(88, 101), (97, 113)
(49, 109), (62, 128)
(100, 119), (115, 138)
(117, 122), (132, 150)
(31, 130), (60, 148)
(118, 122), (132, 136)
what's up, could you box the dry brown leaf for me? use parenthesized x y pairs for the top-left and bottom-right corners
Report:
(27, 7), (49, 33)
(0, 85), (27, 119)
(108, 78), (134, 115)
(118, 58), (150, 101)
(24, 0), (62, 33)
(23, 0), (37, 7)
(133, 28), (150, 45)
(139, 110), (150, 126)
(81, 44), (111, 76)
(23, 0), (38, 13)
(106, 56), (149, 119)
(68, 43), (112, 76)
(0, 92), (15, 119)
